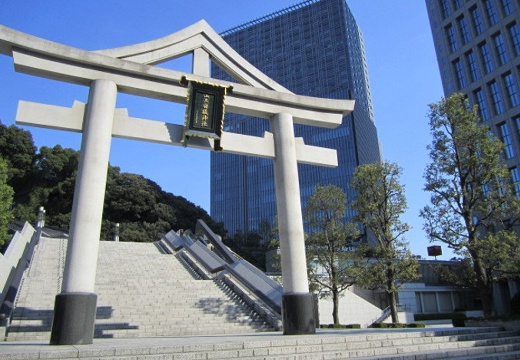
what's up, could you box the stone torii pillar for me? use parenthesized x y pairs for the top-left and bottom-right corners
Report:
(271, 112), (314, 334)
(50, 79), (117, 345)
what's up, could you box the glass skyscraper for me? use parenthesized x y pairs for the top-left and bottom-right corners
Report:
(425, 0), (520, 192)
(210, 0), (381, 243)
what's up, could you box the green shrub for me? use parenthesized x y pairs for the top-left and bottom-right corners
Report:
(320, 324), (361, 329)
(407, 323), (426, 328)
(451, 313), (467, 327)
(370, 323), (389, 328)
(414, 312), (467, 321)
(345, 324), (361, 329)
(510, 293), (520, 316)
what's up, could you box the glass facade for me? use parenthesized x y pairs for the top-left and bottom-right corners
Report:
(426, 0), (520, 191)
(210, 0), (381, 244)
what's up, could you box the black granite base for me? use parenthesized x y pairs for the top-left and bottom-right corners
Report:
(282, 293), (316, 335)
(50, 292), (97, 345)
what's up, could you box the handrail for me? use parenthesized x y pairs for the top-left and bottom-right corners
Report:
(362, 306), (390, 328)
(364, 303), (408, 328)
(195, 220), (236, 264)
(161, 220), (284, 323)
(0, 222), (39, 330)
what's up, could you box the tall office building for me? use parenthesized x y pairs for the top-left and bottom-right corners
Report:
(425, 0), (520, 188)
(210, 0), (381, 243)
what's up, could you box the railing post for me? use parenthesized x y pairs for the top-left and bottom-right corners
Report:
(36, 206), (45, 229)
(113, 223), (119, 242)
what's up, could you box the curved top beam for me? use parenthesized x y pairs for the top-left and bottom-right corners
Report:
(0, 24), (355, 128)
(95, 20), (289, 92)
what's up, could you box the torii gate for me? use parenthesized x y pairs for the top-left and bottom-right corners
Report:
(0, 21), (354, 344)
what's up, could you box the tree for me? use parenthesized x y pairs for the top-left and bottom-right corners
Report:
(0, 124), (227, 242)
(258, 218), (272, 246)
(304, 185), (361, 325)
(35, 145), (79, 228)
(351, 161), (419, 323)
(0, 156), (14, 247)
(0, 123), (37, 206)
(421, 93), (520, 316)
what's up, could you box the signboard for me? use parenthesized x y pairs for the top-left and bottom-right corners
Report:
(427, 245), (442, 257)
(181, 76), (231, 151)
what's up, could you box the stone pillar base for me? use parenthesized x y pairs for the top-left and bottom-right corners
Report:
(282, 293), (316, 335)
(50, 292), (97, 345)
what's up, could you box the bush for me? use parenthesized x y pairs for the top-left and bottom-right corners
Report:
(370, 322), (426, 329)
(452, 313), (467, 327)
(344, 324), (361, 329)
(370, 323), (389, 328)
(392, 323), (406, 328)
(322, 323), (426, 329)
(407, 323), (426, 328)
(320, 324), (361, 329)
(510, 293), (520, 316)
(414, 312), (467, 321)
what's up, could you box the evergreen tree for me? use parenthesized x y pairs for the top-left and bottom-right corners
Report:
(421, 93), (520, 316)
(304, 185), (362, 325)
(0, 124), (226, 241)
(351, 161), (419, 323)
(0, 122), (37, 207)
(0, 156), (14, 247)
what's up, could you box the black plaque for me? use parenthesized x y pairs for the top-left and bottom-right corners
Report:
(427, 245), (442, 257)
(182, 77), (230, 150)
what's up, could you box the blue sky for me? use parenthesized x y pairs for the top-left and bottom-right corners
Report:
(0, 1), (449, 259)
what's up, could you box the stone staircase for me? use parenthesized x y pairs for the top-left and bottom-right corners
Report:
(2, 327), (520, 359)
(6, 237), (274, 341)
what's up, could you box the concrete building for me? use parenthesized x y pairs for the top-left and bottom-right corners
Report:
(425, 0), (520, 189)
(210, 0), (381, 243)
(266, 248), (482, 322)
(425, 0), (520, 313)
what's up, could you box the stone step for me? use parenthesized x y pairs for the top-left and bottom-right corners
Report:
(2, 328), (520, 360)
(441, 350), (520, 360)
(7, 237), (276, 341)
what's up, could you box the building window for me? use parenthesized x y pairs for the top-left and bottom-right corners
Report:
(501, 0), (515, 16)
(493, 33), (510, 65)
(482, 183), (490, 197)
(446, 25), (458, 52)
(503, 73), (520, 107)
(453, 59), (467, 89)
(511, 167), (520, 198)
(484, 0), (499, 26)
(508, 23), (520, 56)
(458, 16), (472, 44)
(479, 42), (495, 73)
(466, 51), (481, 81)
(515, 115), (520, 145)
(474, 88), (490, 120)
(489, 81), (505, 114)
(499, 122), (515, 158)
(471, 6), (485, 35)
(453, 0), (463, 10)
(440, 0), (452, 18)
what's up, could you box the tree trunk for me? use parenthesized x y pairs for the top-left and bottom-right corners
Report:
(386, 261), (399, 323)
(388, 291), (399, 323)
(332, 288), (340, 325)
(473, 258), (494, 316)
(479, 284), (494, 317)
